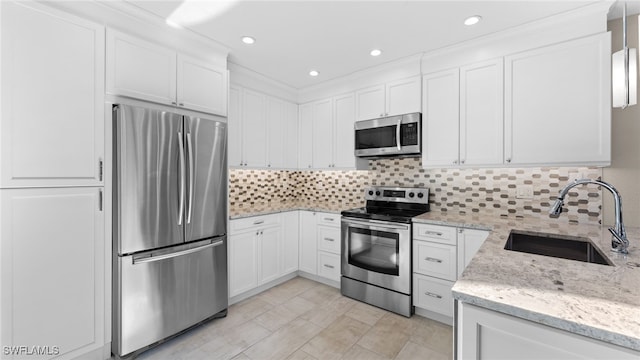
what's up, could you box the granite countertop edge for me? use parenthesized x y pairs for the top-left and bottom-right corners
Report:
(229, 207), (342, 220)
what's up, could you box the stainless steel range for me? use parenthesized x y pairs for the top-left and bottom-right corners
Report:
(341, 186), (430, 317)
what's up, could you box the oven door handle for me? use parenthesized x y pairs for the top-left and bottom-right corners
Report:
(341, 217), (410, 231)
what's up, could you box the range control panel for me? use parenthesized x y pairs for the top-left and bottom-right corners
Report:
(364, 186), (430, 204)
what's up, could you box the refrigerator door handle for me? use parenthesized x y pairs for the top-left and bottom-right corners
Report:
(132, 239), (224, 265)
(177, 132), (186, 226)
(186, 132), (194, 224)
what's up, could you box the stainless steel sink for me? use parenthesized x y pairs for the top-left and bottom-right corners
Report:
(504, 230), (613, 266)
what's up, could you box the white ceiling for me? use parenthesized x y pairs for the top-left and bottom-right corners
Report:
(127, 0), (621, 90)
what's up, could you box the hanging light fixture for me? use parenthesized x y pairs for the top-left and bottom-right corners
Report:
(612, 2), (637, 108)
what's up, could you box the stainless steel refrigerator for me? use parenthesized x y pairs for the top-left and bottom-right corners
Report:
(112, 104), (228, 358)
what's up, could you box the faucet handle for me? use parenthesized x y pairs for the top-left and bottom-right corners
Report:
(608, 227), (629, 254)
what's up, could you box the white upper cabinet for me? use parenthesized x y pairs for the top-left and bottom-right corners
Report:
(266, 96), (285, 168)
(303, 93), (356, 169)
(333, 93), (356, 168)
(0, 1), (105, 188)
(422, 69), (460, 167)
(312, 98), (334, 169)
(228, 86), (243, 167)
(385, 76), (422, 117)
(355, 85), (385, 120)
(107, 30), (176, 105)
(356, 76), (421, 120)
(107, 29), (227, 116)
(298, 104), (314, 169)
(460, 58), (504, 166)
(241, 88), (267, 167)
(177, 54), (227, 115)
(504, 32), (611, 166)
(229, 85), (298, 169)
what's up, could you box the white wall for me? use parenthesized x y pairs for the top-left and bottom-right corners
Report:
(603, 16), (640, 227)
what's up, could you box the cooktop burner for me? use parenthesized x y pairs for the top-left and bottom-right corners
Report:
(341, 186), (430, 223)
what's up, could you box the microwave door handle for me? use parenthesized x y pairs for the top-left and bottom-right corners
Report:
(396, 118), (401, 150)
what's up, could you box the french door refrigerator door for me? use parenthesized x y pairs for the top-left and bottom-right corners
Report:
(114, 105), (184, 255)
(184, 116), (227, 242)
(114, 237), (228, 357)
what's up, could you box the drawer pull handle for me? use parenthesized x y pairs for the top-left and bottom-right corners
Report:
(423, 230), (443, 236)
(425, 292), (443, 299)
(324, 218), (334, 221)
(253, 220), (264, 225)
(324, 237), (335, 242)
(425, 257), (443, 263)
(324, 264), (335, 269)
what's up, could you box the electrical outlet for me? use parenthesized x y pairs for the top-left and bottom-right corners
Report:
(516, 185), (534, 199)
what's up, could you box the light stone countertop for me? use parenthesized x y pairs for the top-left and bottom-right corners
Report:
(229, 207), (343, 220)
(413, 212), (640, 352)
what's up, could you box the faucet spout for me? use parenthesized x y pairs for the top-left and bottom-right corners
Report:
(551, 179), (629, 254)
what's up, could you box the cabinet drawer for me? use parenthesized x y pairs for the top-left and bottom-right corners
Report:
(413, 240), (457, 281)
(231, 214), (280, 233)
(413, 273), (454, 317)
(317, 226), (340, 254)
(317, 251), (341, 282)
(317, 212), (341, 227)
(413, 223), (457, 245)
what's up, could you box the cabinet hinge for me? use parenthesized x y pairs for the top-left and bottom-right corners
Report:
(99, 189), (103, 211)
(99, 159), (103, 182)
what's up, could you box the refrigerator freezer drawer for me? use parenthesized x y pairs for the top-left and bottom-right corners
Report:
(113, 238), (228, 357)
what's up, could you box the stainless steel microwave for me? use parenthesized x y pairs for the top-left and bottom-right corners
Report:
(354, 113), (421, 158)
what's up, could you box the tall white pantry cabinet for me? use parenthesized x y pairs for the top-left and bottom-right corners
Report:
(0, 2), (108, 360)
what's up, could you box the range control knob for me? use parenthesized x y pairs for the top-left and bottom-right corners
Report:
(368, 190), (374, 196)
(375, 191), (381, 196)
(417, 192), (424, 199)
(409, 192), (415, 198)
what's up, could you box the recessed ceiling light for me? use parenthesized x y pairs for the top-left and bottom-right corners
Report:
(370, 49), (382, 57)
(242, 36), (256, 45)
(309, 70), (319, 77)
(464, 15), (482, 26)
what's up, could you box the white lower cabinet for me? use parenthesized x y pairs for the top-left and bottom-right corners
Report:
(281, 211), (299, 275)
(412, 223), (489, 322)
(457, 302), (640, 359)
(229, 230), (258, 297)
(317, 252), (341, 282)
(1, 187), (106, 360)
(258, 226), (281, 284)
(315, 212), (341, 283)
(298, 211), (317, 274)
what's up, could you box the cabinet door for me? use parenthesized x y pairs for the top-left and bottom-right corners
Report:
(1, 187), (105, 359)
(460, 59), (504, 166)
(298, 211), (317, 274)
(312, 98), (333, 168)
(177, 54), (227, 115)
(258, 226), (281, 284)
(504, 33), (611, 166)
(228, 86), (243, 167)
(265, 96), (285, 168)
(457, 229), (489, 277)
(107, 29), (176, 105)
(333, 93), (356, 169)
(422, 69), (460, 167)
(283, 102), (299, 169)
(355, 84), (385, 120)
(386, 76), (421, 116)
(281, 211), (299, 275)
(298, 103), (313, 169)
(458, 303), (640, 360)
(229, 230), (258, 297)
(242, 89), (267, 167)
(1, 2), (105, 187)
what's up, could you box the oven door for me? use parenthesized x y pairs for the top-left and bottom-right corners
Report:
(341, 217), (411, 294)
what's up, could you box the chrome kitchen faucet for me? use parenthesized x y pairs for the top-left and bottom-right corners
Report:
(549, 178), (629, 254)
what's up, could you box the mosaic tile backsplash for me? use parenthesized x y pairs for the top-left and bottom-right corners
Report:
(229, 157), (603, 225)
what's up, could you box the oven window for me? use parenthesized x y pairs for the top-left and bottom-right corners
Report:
(348, 227), (399, 276)
(355, 125), (397, 149)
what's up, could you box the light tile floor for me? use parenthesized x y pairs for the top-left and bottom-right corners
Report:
(136, 277), (453, 360)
